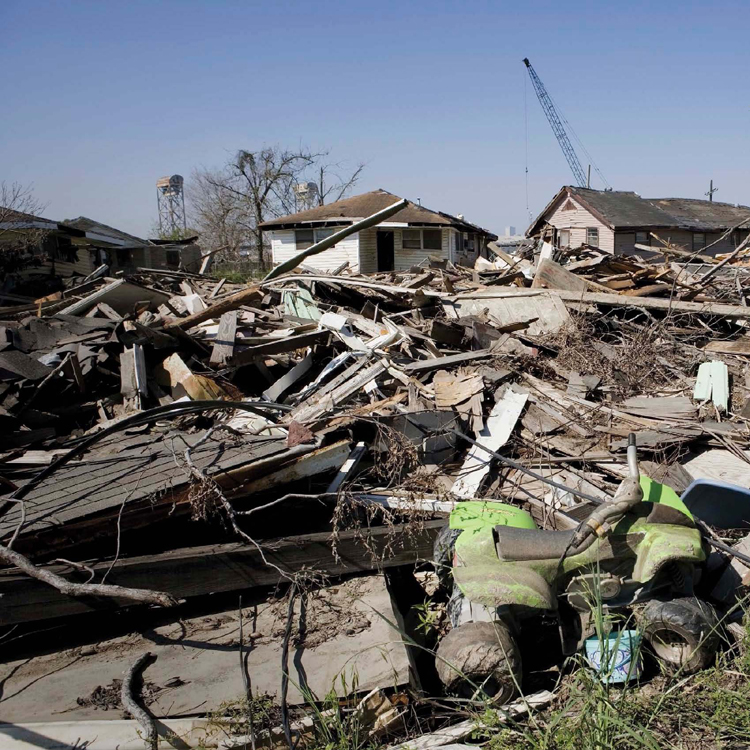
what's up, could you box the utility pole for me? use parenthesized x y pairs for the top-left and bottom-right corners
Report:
(705, 180), (718, 202)
(587, 165), (591, 189)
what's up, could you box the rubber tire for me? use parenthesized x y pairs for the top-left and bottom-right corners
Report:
(640, 597), (720, 675)
(435, 621), (522, 703)
(433, 525), (462, 592)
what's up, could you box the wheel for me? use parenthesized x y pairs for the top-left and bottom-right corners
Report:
(639, 597), (720, 674)
(433, 525), (462, 591)
(435, 621), (522, 703)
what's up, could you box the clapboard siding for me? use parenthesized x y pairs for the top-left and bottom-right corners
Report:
(358, 228), (377, 274)
(547, 195), (614, 253)
(393, 227), (450, 270)
(270, 228), (360, 272)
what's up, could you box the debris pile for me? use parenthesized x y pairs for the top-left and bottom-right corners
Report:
(3, 242), (750, 746)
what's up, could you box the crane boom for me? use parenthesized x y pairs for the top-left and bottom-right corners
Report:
(523, 57), (588, 188)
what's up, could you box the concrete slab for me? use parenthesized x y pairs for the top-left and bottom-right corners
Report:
(0, 575), (409, 723)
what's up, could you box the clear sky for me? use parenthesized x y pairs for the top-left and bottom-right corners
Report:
(1, 0), (748, 238)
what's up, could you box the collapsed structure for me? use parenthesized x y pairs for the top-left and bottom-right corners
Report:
(1, 209), (750, 747)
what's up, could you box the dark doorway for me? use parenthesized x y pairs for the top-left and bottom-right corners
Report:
(377, 230), (394, 271)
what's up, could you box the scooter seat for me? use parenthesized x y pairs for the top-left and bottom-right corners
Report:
(495, 525), (575, 562)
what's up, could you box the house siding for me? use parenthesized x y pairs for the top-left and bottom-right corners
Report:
(392, 227), (451, 271)
(546, 196), (614, 253)
(358, 228), (378, 274)
(615, 229), (735, 257)
(269, 228), (360, 272)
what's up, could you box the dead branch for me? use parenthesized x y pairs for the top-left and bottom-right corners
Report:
(121, 652), (158, 750)
(0, 543), (179, 607)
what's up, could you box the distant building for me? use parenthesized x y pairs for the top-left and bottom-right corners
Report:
(527, 186), (750, 255)
(0, 208), (202, 289)
(504, 226), (516, 237)
(261, 189), (497, 273)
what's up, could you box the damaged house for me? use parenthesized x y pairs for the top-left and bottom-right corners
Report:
(528, 185), (750, 255)
(261, 189), (497, 273)
(0, 208), (203, 298)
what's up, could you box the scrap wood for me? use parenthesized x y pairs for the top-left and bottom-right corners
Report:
(386, 690), (553, 750)
(0, 520), (445, 625)
(451, 387), (528, 499)
(694, 360), (730, 411)
(156, 353), (228, 401)
(163, 284), (262, 330)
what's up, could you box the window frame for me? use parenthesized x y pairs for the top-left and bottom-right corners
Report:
(559, 229), (571, 247)
(635, 231), (650, 247)
(693, 232), (706, 251)
(402, 228), (443, 251)
(295, 228), (314, 250)
(586, 227), (600, 247)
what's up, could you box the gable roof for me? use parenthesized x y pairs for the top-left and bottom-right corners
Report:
(259, 189), (497, 238)
(62, 216), (148, 247)
(528, 186), (750, 236)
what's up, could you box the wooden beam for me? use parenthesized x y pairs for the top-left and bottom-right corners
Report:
(231, 330), (330, 365)
(163, 285), (262, 330)
(0, 520), (445, 625)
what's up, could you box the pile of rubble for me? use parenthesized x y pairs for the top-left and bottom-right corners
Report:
(2, 240), (750, 747)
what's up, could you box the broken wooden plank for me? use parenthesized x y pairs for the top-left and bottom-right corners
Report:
(402, 350), (493, 375)
(231, 330), (329, 365)
(209, 310), (238, 366)
(0, 519), (445, 625)
(235, 440), (351, 495)
(451, 387), (528, 498)
(531, 258), (588, 292)
(694, 360), (729, 412)
(156, 352), (228, 400)
(164, 284), (262, 330)
(291, 359), (386, 423)
(704, 338), (750, 356)
(262, 353), (314, 402)
(327, 441), (367, 493)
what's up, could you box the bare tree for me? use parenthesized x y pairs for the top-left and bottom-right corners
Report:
(313, 160), (366, 206)
(0, 182), (49, 278)
(187, 147), (365, 267)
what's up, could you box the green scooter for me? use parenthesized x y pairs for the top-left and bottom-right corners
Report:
(433, 435), (720, 702)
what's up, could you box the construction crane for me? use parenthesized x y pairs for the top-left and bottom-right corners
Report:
(523, 57), (589, 189)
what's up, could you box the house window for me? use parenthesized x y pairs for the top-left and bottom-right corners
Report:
(402, 229), (422, 249)
(423, 229), (442, 250)
(635, 231), (649, 246)
(50, 236), (78, 263)
(463, 233), (476, 252)
(295, 229), (314, 250)
(116, 248), (133, 266)
(693, 232), (706, 250)
(166, 250), (180, 268)
(559, 229), (571, 247)
(586, 227), (600, 246)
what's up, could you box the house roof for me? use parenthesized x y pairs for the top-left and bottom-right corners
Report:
(528, 186), (750, 236)
(647, 198), (750, 232)
(62, 216), (148, 247)
(259, 189), (497, 238)
(0, 207), (84, 235)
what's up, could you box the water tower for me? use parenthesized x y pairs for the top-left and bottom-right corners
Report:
(156, 175), (186, 235)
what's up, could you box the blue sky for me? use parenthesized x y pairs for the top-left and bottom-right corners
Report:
(1, 0), (748, 238)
